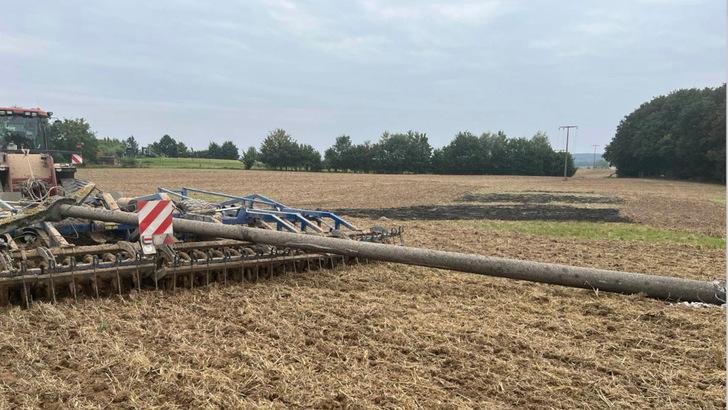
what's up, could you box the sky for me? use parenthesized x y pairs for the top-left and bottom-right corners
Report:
(1, 0), (725, 154)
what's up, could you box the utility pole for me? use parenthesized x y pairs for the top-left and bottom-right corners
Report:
(591, 144), (600, 169)
(558, 125), (578, 180)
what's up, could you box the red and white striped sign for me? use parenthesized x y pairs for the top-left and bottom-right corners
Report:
(71, 153), (83, 164)
(137, 200), (174, 246)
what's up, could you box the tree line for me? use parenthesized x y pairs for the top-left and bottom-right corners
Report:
(45, 118), (575, 177)
(604, 84), (725, 182)
(246, 128), (322, 171)
(244, 128), (575, 176)
(46, 122), (242, 163)
(138, 134), (240, 160)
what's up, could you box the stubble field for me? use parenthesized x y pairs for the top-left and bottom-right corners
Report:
(0, 168), (724, 409)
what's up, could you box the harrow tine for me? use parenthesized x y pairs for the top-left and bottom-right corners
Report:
(190, 252), (199, 289)
(92, 255), (100, 298)
(205, 250), (212, 287)
(223, 250), (230, 284)
(180, 252), (193, 290)
(152, 254), (159, 292)
(240, 253), (245, 283)
(189, 257), (194, 290)
(20, 261), (29, 307)
(69, 256), (77, 302)
(172, 254), (179, 293)
(50, 269), (57, 304)
(118, 242), (142, 293)
(38, 248), (58, 304)
(115, 253), (123, 297)
(135, 250), (142, 292)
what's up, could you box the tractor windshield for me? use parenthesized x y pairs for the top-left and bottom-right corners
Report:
(0, 115), (46, 149)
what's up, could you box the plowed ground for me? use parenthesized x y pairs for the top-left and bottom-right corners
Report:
(0, 168), (723, 409)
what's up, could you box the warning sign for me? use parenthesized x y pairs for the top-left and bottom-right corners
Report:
(137, 200), (174, 253)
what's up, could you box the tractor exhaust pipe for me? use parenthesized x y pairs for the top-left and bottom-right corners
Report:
(56, 203), (726, 305)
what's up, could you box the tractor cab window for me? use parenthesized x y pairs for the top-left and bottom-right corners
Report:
(0, 115), (43, 150)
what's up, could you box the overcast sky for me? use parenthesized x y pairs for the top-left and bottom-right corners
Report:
(2, 0), (725, 153)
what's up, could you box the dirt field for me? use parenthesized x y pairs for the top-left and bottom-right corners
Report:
(82, 167), (727, 236)
(0, 168), (723, 408)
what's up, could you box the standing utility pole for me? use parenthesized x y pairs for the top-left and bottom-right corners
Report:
(591, 144), (600, 169)
(559, 125), (578, 180)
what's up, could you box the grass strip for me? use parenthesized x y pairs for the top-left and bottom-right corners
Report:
(137, 157), (245, 169)
(459, 220), (726, 249)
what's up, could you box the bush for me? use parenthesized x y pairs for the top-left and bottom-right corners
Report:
(120, 156), (139, 168)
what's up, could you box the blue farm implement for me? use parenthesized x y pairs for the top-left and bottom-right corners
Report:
(42, 187), (402, 246)
(0, 185), (402, 306)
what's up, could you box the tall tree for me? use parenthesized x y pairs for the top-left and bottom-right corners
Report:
(437, 131), (482, 174)
(176, 141), (190, 158)
(207, 142), (221, 159)
(219, 141), (240, 160)
(324, 135), (354, 172)
(406, 131), (432, 174)
(604, 84), (725, 181)
(259, 129), (299, 169)
(298, 144), (322, 171)
(153, 134), (178, 158)
(433, 130), (571, 176)
(242, 146), (257, 169)
(525, 132), (554, 175)
(349, 141), (376, 173)
(48, 118), (99, 163)
(374, 131), (432, 173)
(481, 131), (507, 174)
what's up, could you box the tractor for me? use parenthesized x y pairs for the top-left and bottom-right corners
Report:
(0, 106), (80, 198)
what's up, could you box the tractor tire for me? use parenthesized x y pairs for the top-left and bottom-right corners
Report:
(177, 199), (217, 215)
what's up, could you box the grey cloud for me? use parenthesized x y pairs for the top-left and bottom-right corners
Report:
(1, 0), (724, 153)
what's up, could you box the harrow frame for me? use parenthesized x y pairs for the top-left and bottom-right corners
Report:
(0, 187), (403, 306)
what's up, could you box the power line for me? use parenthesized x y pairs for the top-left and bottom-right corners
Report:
(558, 125), (578, 180)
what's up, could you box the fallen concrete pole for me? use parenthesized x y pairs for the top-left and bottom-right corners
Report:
(54, 203), (726, 305)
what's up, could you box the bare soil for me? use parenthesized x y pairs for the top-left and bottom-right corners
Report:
(0, 168), (720, 409)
